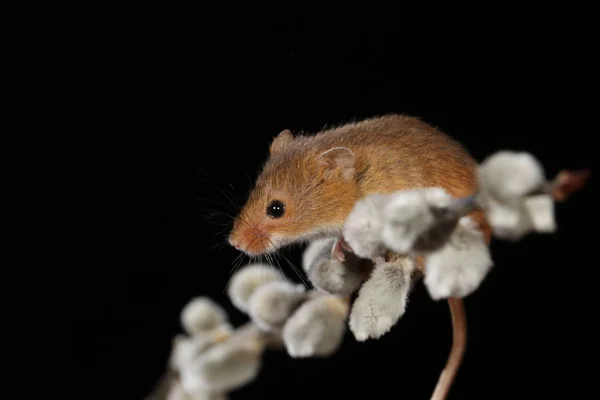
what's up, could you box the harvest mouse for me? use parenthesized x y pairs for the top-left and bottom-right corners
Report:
(228, 114), (489, 255)
(228, 114), (491, 400)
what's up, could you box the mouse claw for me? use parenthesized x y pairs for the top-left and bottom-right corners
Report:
(339, 235), (354, 252)
(331, 236), (354, 262)
(331, 238), (346, 262)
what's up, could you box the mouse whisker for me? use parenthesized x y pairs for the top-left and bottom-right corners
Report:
(196, 210), (237, 243)
(221, 251), (246, 295)
(196, 170), (242, 214)
(271, 255), (287, 283)
(280, 252), (311, 289)
(196, 208), (235, 221)
(229, 252), (244, 275)
(265, 251), (288, 284)
(195, 197), (235, 213)
(266, 237), (311, 289)
(210, 237), (230, 251)
(265, 251), (275, 268)
(242, 169), (257, 191)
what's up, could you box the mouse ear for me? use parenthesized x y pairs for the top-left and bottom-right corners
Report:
(269, 129), (294, 154)
(317, 147), (355, 181)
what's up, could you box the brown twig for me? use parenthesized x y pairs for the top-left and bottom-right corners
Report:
(549, 169), (591, 202)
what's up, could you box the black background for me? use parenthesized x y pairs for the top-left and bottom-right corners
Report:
(72, 12), (598, 400)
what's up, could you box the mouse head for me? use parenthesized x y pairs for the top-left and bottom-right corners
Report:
(228, 129), (359, 256)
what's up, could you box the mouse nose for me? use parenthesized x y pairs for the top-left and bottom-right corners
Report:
(228, 235), (242, 250)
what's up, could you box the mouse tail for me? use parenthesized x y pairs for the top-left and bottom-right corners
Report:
(430, 297), (467, 400)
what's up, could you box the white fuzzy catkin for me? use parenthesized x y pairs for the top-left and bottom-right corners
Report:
(381, 187), (453, 254)
(483, 193), (557, 240)
(302, 237), (336, 273)
(342, 194), (390, 258)
(246, 280), (307, 332)
(475, 152), (555, 240)
(282, 294), (348, 357)
(422, 187), (454, 208)
(166, 381), (190, 400)
(170, 335), (215, 371)
(226, 263), (286, 313)
(166, 381), (228, 400)
(478, 151), (546, 203)
(169, 334), (189, 371)
(191, 391), (228, 400)
(169, 325), (233, 371)
(523, 194), (556, 233)
(308, 255), (364, 296)
(483, 196), (533, 240)
(424, 217), (493, 300)
(179, 340), (263, 394)
(303, 237), (363, 295)
(476, 150), (553, 240)
(349, 258), (414, 341)
(181, 297), (228, 336)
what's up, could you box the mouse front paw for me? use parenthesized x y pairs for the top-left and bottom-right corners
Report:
(348, 261), (412, 341)
(424, 217), (494, 300)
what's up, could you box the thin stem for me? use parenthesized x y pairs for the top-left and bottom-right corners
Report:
(547, 169), (591, 202)
(445, 194), (480, 219)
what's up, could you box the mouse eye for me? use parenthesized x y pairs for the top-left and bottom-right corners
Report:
(266, 200), (285, 218)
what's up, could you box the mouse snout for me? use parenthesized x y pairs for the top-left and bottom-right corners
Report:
(228, 229), (253, 252)
(228, 235), (242, 250)
(228, 225), (271, 255)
